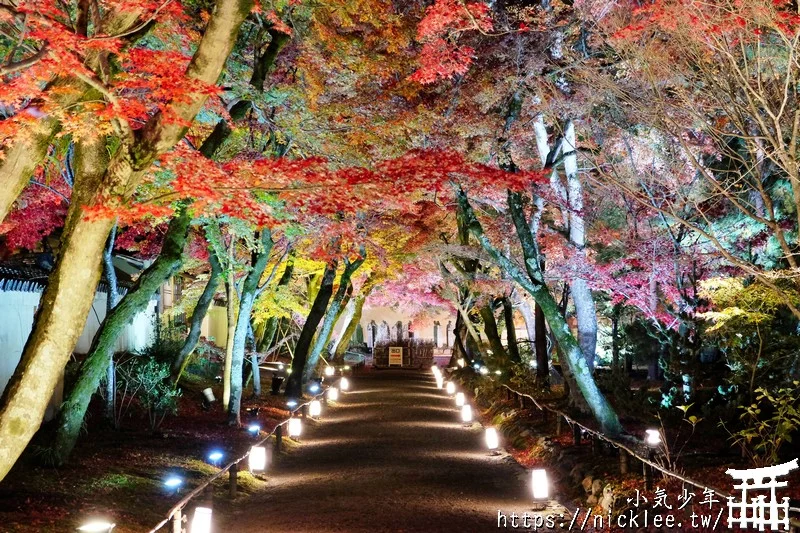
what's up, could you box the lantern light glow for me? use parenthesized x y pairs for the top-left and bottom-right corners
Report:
(288, 417), (302, 438)
(190, 506), (212, 533)
(249, 445), (268, 472)
(309, 383), (320, 393)
(445, 382), (455, 395)
(531, 469), (549, 500)
(324, 366), (335, 376)
(328, 387), (339, 401)
(164, 477), (182, 490)
(309, 399), (322, 417)
(485, 427), (499, 450)
(77, 521), (116, 532)
(645, 429), (662, 446)
(479, 366), (490, 376)
(461, 404), (473, 423)
(340, 377), (350, 391)
(208, 451), (224, 465)
(248, 424), (260, 434)
(455, 392), (465, 407)
(457, 358), (465, 368)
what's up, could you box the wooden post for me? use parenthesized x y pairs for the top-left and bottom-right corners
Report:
(619, 450), (629, 474)
(275, 425), (283, 452)
(301, 404), (308, 419)
(555, 416), (562, 436)
(590, 437), (598, 456)
(229, 462), (238, 498)
(172, 508), (183, 533)
(643, 450), (653, 490)
(573, 424), (581, 446)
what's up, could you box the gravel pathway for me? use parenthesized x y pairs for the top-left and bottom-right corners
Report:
(217, 369), (568, 532)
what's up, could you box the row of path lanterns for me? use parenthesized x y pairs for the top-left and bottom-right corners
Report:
(431, 364), (551, 509)
(79, 369), (352, 533)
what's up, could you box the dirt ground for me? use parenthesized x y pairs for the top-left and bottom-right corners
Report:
(213, 369), (568, 533)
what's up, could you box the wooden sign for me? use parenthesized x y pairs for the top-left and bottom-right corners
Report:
(388, 347), (403, 366)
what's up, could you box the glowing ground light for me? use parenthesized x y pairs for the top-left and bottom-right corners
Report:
(479, 366), (490, 376)
(191, 507), (212, 533)
(288, 418), (302, 438)
(328, 387), (339, 401)
(485, 427), (499, 450)
(248, 424), (261, 434)
(445, 382), (456, 395)
(164, 477), (182, 490)
(457, 358), (465, 368)
(461, 404), (473, 423)
(645, 429), (662, 446)
(324, 366), (335, 376)
(309, 399), (322, 417)
(340, 377), (350, 391)
(435, 376), (444, 389)
(531, 469), (549, 500)
(455, 392), (465, 407)
(77, 521), (115, 532)
(286, 400), (298, 408)
(208, 451), (224, 465)
(494, 370), (502, 376)
(249, 445), (268, 472)
(309, 383), (320, 393)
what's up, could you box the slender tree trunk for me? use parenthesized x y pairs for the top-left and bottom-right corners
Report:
(172, 246), (222, 375)
(303, 250), (365, 383)
(502, 297), (521, 363)
(457, 188), (623, 436)
(535, 299), (548, 379)
(228, 230), (274, 426)
(319, 285), (352, 358)
(334, 291), (368, 363)
(285, 261), (338, 398)
(611, 304), (621, 373)
(255, 252), (294, 352)
(102, 222), (120, 426)
(479, 304), (507, 362)
(52, 206), (192, 463)
(330, 295), (355, 356)
(223, 250), (236, 411)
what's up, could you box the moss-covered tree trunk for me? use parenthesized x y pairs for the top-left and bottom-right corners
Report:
(333, 291), (368, 363)
(457, 188), (623, 436)
(51, 206), (192, 463)
(0, 0), (254, 482)
(172, 246), (222, 375)
(228, 230), (274, 426)
(284, 261), (338, 398)
(303, 250), (365, 383)
(102, 222), (120, 426)
(222, 242), (237, 410)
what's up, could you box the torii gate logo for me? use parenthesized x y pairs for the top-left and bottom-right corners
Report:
(726, 458), (798, 531)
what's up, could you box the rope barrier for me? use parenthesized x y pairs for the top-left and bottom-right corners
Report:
(148, 380), (337, 533)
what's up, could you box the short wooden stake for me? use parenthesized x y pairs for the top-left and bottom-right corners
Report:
(229, 463), (238, 498)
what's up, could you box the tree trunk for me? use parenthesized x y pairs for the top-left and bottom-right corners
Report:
(0, 0), (254, 482)
(479, 304), (507, 362)
(255, 252), (294, 352)
(0, 136), (113, 481)
(285, 261), (338, 398)
(222, 243), (236, 411)
(535, 299), (548, 379)
(502, 297), (521, 363)
(333, 292), (367, 363)
(228, 230), (274, 426)
(303, 251), (365, 383)
(457, 188), (623, 436)
(102, 222), (120, 426)
(173, 245), (222, 375)
(51, 206), (192, 463)
(330, 296), (356, 356)
(611, 304), (621, 373)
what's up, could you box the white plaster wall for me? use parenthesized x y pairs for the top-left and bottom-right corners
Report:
(0, 289), (157, 420)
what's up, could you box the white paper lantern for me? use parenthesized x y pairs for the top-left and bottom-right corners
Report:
(328, 387), (339, 401)
(531, 469), (549, 500)
(485, 427), (499, 450)
(324, 366), (335, 376)
(309, 400), (322, 417)
(249, 445), (268, 472)
(445, 381), (455, 395)
(461, 404), (473, 423)
(191, 506), (212, 533)
(455, 392), (465, 407)
(288, 417), (302, 438)
(340, 377), (350, 391)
